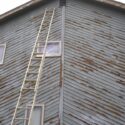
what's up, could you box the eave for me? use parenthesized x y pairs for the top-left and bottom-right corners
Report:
(0, 0), (125, 23)
(96, 0), (125, 10)
(0, 0), (44, 23)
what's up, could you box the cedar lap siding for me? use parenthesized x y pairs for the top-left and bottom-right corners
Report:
(0, 0), (125, 125)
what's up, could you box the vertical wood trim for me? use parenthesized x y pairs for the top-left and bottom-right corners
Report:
(0, 43), (6, 65)
(59, 6), (65, 125)
(41, 104), (45, 125)
(59, 0), (66, 6)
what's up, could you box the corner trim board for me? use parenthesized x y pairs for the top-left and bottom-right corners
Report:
(59, 6), (65, 125)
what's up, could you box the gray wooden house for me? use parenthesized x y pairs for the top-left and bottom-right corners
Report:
(0, 0), (125, 125)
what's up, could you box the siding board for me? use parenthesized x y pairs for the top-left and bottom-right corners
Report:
(64, 0), (125, 124)
(0, 0), (62, 125)
(1, 0), (125, 125)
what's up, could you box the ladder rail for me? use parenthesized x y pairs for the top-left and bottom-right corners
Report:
(28, 8), (55, 125)
(20, 9), (47, 92)
(10, 9), (47, 125)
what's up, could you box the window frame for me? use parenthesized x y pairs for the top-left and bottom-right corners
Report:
(37, 41), (61, 57)
(25, 104), (45, 125)
(0, 44), (6, 65)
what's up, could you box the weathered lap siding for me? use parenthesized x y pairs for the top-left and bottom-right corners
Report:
(64, 0), (125, 125)
(1, 0), (125, 125)
(0, 0), (62, 125)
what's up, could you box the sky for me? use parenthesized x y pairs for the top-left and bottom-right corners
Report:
(0, 0), (125, 15)
(0, 0), (31, 14)
(114, 0), (125, 3)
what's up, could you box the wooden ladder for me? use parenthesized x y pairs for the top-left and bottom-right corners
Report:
(11, 8), (55, 125)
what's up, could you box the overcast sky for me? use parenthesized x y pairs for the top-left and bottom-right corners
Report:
(0, 0), (30, 14)
(114, 0), (125, 4)
(0, 0), (125, 14)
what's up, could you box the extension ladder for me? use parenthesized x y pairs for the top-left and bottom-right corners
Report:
(11, 8), (55, 125)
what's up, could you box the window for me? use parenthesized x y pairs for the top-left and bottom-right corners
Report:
(0, 44), (6, 64)
(25, 104), (44, 125)
(37, 41), (61, 57)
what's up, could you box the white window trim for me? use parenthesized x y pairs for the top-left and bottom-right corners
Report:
(37, 41), (61, 57)
(0, 44), (6, 65)
(25, 104), (45, 125)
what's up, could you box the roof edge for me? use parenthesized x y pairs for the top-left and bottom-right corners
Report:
(96, 0), (125, 9)
(0, 0), (44, 22)
(0, 0), (125, 23)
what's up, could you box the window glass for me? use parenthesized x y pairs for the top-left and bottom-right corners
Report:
(25, 106), (43, 125)
(45, 42), (60, 54)
(37, 41), (61, 56)
(31, 106), (42, 125)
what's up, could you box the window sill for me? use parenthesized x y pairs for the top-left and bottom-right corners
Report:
(36, 53), (61, 58)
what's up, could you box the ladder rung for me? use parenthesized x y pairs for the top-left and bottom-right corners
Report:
(36, 46), (43, 48)
(46, 13), (53, 16)
(31, 58), (41, 61)
(15, 118), (28, 120)
(42, 22), (50, 25)
(37, 42), (46, 43)
(33, 53), (43, 55)
(27, 72), (38, 74)
(17, 106), (31, 109)
(22, 87), (35, 90)
(20, 97), (33, 101)
(25, 79), (36, 82)
(29, 65), (39, 67)
(46, 11), (53, 13)
(46, 12), (52, 15)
